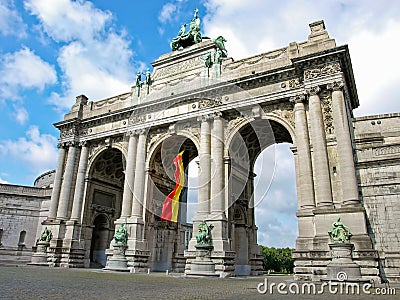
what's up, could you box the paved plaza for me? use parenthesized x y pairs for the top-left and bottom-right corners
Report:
(0, 266), (398, 299)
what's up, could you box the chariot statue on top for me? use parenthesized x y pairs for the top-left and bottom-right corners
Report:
(171, 8), (203, 50)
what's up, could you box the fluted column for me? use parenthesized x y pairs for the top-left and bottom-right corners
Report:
(328, 80), (359, 206)
(211, 113), (225, 217)
(57, 143), (78, 220)
(290, 94), (315, 209)
(307, 86), (333, 207)
(70, 142), (90, 221)
(131, 131), (146, 219)
(48, 144), (67, 220)
(121, 133), (138, 218)
(197, 115), (211, 217)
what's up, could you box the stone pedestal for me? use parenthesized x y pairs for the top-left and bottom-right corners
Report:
(186, 245), (218, 277)
(29, 241), (49, 266)
(325, 243), (365, 282)
(104, 244), (129, 271)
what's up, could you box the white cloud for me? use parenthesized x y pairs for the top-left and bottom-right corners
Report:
(348, 19), (400, 116)
(49, 32), (135, 110)
(24, 0), (112, 42)
(159, 3), (177, 24)
(13, 105), (29, 125)
(202, 0), (400, 116)
(0, 176), (10, 184)
(0, 47), (57, 100)
(0, 126), (58, 176)
(0, 0), (27, 38)
(24, 0), (141, 111)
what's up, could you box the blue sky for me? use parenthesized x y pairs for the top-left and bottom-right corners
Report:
(1, 0), (399, 248)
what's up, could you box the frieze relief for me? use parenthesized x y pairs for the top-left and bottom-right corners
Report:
(88, 135), (125, 162)
(223, 48), (287, 71)
(373, 145), (400, 157)
(224, 115), (252, 141)
(153, 56), (202, 80)
(198, 96), (223, 109)
(129, 113), (147, 125)
(147, 128), (169, 154)
(304, 62), (341, 80)
(288, 78), (302, 89)
(261, 102), (295, 128)
(319, 89), (335, 135)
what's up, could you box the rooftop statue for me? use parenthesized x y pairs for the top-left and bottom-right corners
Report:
(201, 51), (212, 68)
(213, 36), (228, 57)
(171, 8), (203, 51)
(328, 218), (352, 243)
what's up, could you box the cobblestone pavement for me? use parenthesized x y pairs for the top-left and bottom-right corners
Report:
(0, 266), (398, 300)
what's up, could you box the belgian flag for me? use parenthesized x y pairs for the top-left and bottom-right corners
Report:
(161, 151), (185, 222)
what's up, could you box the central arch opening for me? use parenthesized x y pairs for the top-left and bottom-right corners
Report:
(146, 135), (198, 272)
(228, 118), (296, 275)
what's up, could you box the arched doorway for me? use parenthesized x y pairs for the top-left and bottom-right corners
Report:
(90, 214), (111, 267)
(84, 148), (125, 267)
(228, 118), (294, 275)
(146, 135), (198, 272)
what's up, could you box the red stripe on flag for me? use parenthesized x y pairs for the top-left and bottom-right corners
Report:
(161, 151), (185, 222)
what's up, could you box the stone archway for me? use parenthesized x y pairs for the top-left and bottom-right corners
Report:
(146, 135), (198, 272)
(83, 148), (125, 267)
(227, 117), (294, 275)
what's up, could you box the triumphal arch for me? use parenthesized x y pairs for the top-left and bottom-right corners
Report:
(37, 12), (400, 282)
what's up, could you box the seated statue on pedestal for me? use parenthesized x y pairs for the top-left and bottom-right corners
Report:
(195, 221), (214, 246)
(328, 218), (352, 243)
(113, 223), (128, 245)
(39, 227), (52, 243)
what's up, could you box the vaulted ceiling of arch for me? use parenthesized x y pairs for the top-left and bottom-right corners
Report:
(149, 137), (198, 189)
(230, 119), (292, 168)
(90, 148), (124, 186)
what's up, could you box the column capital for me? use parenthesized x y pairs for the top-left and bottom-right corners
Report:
(306, 86), (321, 96)
(197, 114), (213, 122)
(134, 129), (146, 136)
(65, 141), (78, 147)
(289, 94), (307, 104)
(211, 112), (223, 120)
(78, 140), (90, 147)
(57, 142), (66, 149)
(327, 80), (344, 91)
(125, 131), (136, 137)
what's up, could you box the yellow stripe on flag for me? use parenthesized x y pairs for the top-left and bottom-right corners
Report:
(161, 151), (185, 222)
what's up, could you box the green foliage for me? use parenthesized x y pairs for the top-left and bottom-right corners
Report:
(259, 245), (294, 274)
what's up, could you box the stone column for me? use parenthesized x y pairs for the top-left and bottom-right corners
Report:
(307, 86), (333, 207)
(70, 142), (90, 221)
(57, 143), (78, 220)
(121, 133), (138, 218)
(210, 113), (225, 217)
(328, 81), (359, 206)
(290, 94), (315, 209)
(131, 131), (146, 219)
(196, 115), (211, 218)
(48, 144), (67, 220)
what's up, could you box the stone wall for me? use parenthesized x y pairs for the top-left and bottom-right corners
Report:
(0, 184), (51, 265)
(354, 113), (400, 282)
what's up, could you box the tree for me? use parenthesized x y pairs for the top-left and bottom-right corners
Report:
(260, 245), (294, 274)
